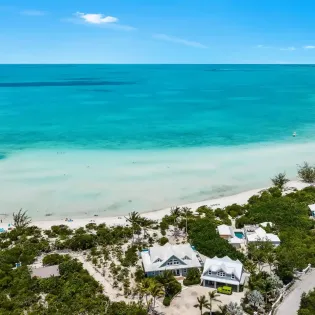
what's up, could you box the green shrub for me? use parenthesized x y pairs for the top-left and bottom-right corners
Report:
(163, 296), (171, 306)
(184, 268), (201, 285)
(51, 225), (73, 236)
(43, 253), (65, 266)
(298, 162), (315, 183)
(183, 278), (200, 286)
(159, 237), (169, 246)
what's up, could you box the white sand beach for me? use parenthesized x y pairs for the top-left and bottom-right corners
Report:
(0, 180), (308, 231)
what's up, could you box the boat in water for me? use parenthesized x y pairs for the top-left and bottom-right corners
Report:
(293, 131), (297, 137)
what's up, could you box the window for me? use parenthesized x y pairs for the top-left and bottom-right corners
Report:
(218, 271), (226, 277)
(167, 261), (172, 266)
(182, 255), (191, 260)
(231, 274), (235, 280)
(154, 258), (162, 263)
(173, 260), (179, 265)
(183, 269), (187, 274)
(208, 270), (212, 276)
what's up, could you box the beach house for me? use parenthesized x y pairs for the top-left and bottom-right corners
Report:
(308, 204), (315, 218)
(201, 256), (247, 292)
(140, 243), (203, 277)
(244, 225), (280, 247)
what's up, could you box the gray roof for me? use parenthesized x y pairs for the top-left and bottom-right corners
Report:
(141, 243), (202, 272)
(31, 265), (60, 279)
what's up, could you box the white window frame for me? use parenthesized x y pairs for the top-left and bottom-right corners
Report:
(173, 259), (179, 265)
(208, 270), (212, 276)
(231, 274), (235, 280)
(218, 271), (226, 277)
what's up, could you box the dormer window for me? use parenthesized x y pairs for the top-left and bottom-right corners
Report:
(154, 258), (162, 263)
(182, 255), (191, 260)
(208, 270), (212, 276)
(231, 274), (235, 280)
(218, 271), (226, 277)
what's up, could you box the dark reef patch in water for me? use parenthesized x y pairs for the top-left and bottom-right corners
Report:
(0, 80), (135, 88)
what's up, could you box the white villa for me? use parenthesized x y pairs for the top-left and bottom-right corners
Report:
(244, 225), (280, 247)
(217, 224), (244, 249)
(308, 204), (315, 218)
(140, 243), (203, 277)
(201, 256), (247, 292)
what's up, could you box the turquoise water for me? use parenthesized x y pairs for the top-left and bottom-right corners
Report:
(234, 232), (244, 239)
(1, 64), (315, 219)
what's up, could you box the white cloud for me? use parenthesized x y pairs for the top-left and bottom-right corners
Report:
(153, 34), (207, 48)
(280, 46), (296, 51)
(303, 45), (315, 49)
(76, 12), (118, 24)
(20, 10), (46, 16)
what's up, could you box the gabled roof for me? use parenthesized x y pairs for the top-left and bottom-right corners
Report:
(202, 256), (243, 280)
(217, 224), (234, 236)
(141, 243), (202, 272)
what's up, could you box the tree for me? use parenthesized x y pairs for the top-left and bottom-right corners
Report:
(194, 295), (209, 315)
(181, 207), (192, 237)
(206, 290), (221, 315)
(170, 207), (181, 225)
(298, 289), (315, 315)
(247, 240), (275, 272)
(149, 282), (165, 310)
(271, 172), (289, 190)
(245, 290), (265, 313)
(125, 211), (141, 243)
(226, 302), (243, 315)
(298, 162), (315, 183)
(13, 209), (31, 229)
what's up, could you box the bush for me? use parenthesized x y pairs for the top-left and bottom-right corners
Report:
(163, 296), (171, 306)
(183, 268), (201, 286)
(298, 162), (315, 183)
(158, 237), (169, 246)
(51, 225), (73, 236)
(43, 254), (65, 266)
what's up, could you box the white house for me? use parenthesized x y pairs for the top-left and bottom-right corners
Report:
(140, 243), (203, 277)
(244, 225), (280, 247)
(217, 224), (244, 249)
(201, 256), (247, 292)
(308, 204), (315, 218)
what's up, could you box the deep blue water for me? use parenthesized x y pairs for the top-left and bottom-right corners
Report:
(1, 64), (315, 151)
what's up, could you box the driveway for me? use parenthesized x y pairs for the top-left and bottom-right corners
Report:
(276, 268), (315, 315)
(158, 285), (244, 315)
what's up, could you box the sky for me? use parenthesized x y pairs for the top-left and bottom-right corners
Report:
(2, 0), (315, 64)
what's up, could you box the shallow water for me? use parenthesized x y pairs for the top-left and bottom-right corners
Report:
(1, 64), (315, 219)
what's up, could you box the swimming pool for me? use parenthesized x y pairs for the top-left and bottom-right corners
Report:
(234, 232), (244, 239)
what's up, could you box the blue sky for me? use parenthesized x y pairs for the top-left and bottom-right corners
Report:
(2, 0), (315, 63)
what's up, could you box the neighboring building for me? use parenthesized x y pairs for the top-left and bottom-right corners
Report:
(140, 243), (203, 277)
(308, 204), (315, 218)
(217, 224), (244, 249)
(244, 225), (280, 247)
(30, 265), (60, 279)
(201, 256), (247, 292)
(217, 224), (234, 239)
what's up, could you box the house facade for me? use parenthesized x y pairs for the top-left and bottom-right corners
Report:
(308, 204), (315, 218)
(201, 256), (247, 292)
(140, 243), (203, 277)
(217, 224), (244, 249)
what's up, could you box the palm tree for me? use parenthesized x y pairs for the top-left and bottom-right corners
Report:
(125, 211), (141, 243)
(170, 207), (181, 226)
(149, 282), (165, 309)
(194, 295), (209, 315)
(13, 208), (31, 229)
(139, 278), (152, 304)
(181, 207), (192, 237)
(207, 290), (222, 315)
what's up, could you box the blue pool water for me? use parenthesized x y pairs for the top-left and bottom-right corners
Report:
(234, 232), (244, 239)
(1, 64), (315, 219)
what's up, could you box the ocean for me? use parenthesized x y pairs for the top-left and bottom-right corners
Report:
(1, 64), (315, 219)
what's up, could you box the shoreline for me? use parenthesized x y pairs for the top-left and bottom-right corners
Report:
(2, 180), (307, 231)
